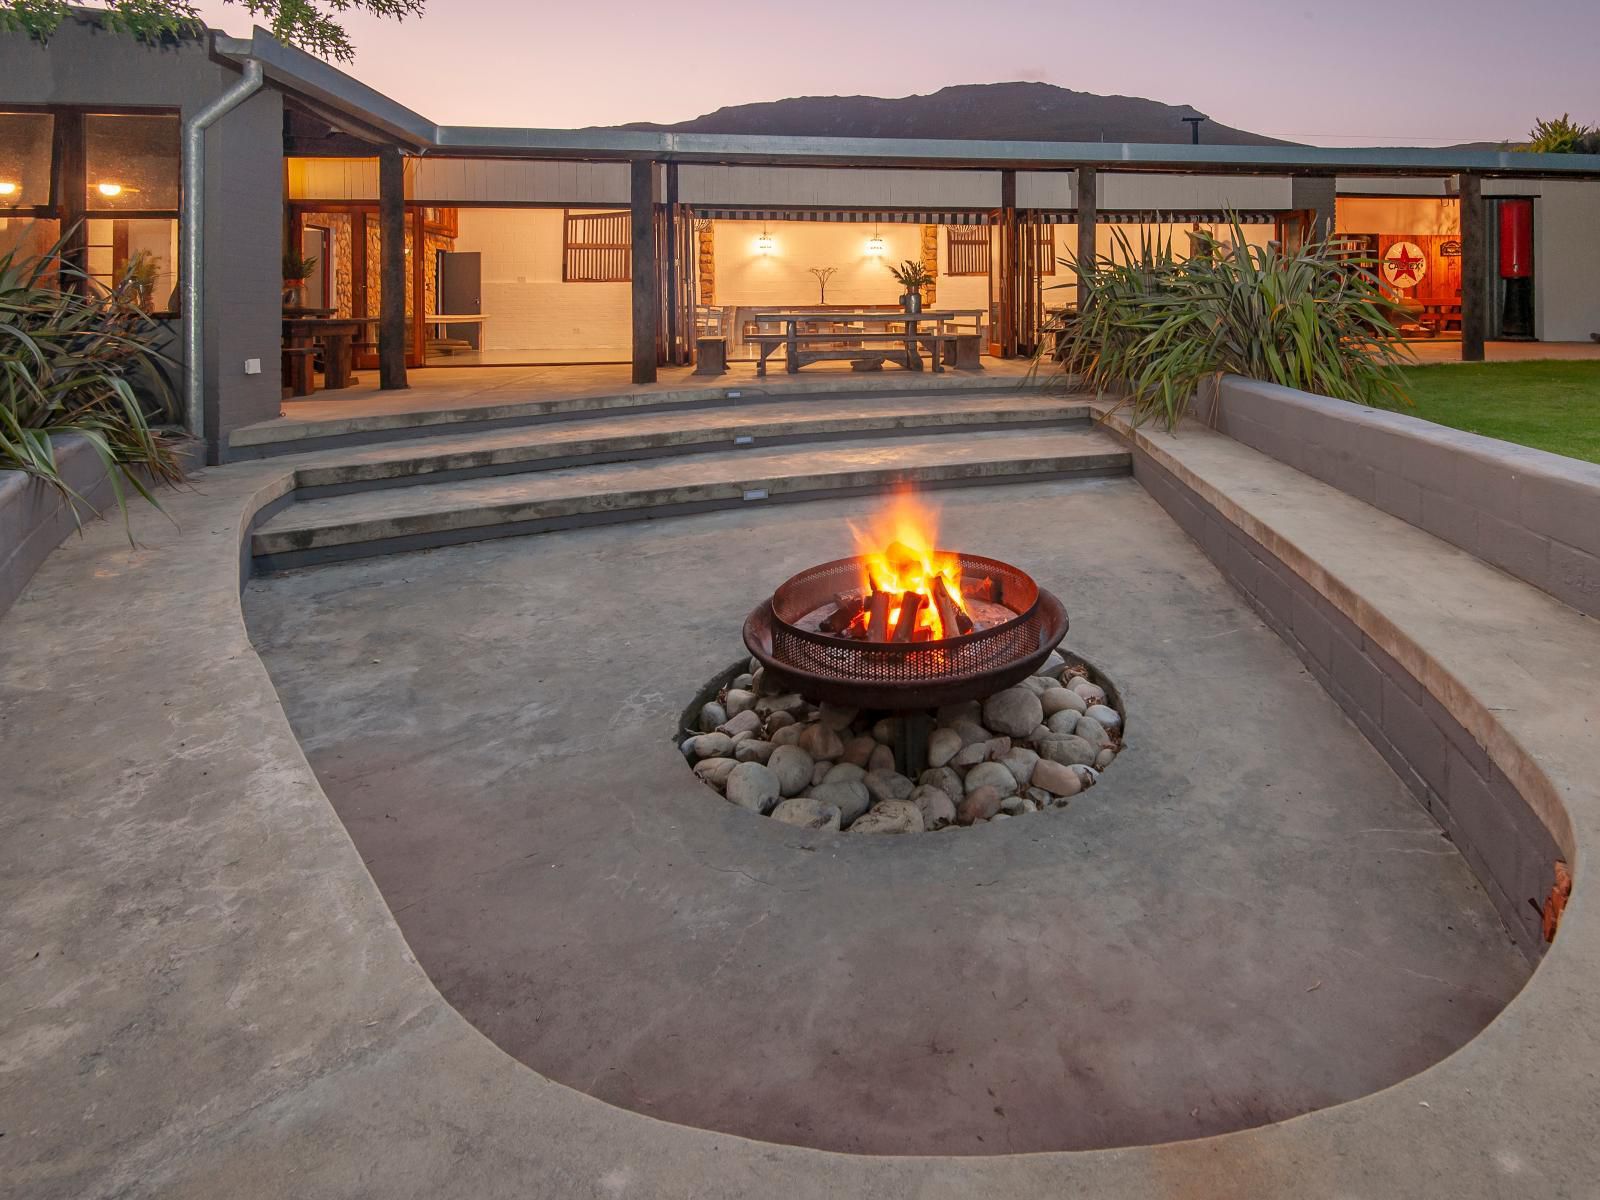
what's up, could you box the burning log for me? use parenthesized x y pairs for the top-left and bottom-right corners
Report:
(929, 574), (963, 640)
(867, 590), (892, 641)
(821, 593), (864, 634)
(892, 592), (926, 642)
(844, 610), (871, 640)
(967, 575), (1002, 605)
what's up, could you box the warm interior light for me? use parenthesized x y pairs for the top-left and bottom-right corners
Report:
(866, 234), (886, 256)
(96, 181), (123, 198)
(0, 181), (17, 198)
(756, 229), (774, 255)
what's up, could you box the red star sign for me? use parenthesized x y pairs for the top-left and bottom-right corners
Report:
(1383, 242), (1427, 287)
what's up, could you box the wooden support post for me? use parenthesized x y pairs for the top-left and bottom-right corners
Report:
(631, 158), (660, 384)
(1076, 166), (1097, 310)
(997, 169), (1020, 359)
(410, 205), (426, 367)
(377, 145), (408, 390)
(53, 111), (87, 283)
(1459, 173), (1487, 363)
(664, 163), (680, 366)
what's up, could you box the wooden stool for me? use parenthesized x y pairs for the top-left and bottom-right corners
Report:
(282, 346), (317, 397)
(694, 335), (728, 376)
(943, 333), (983, 370)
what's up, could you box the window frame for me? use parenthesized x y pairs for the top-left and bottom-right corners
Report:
(946, 224), (990, 276)
(562, 208), (631, 283)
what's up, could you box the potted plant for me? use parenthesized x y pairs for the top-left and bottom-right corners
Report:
(887, 259), (932, 313)
(119, 250), (160, 312)
(283, 249), (318, 308)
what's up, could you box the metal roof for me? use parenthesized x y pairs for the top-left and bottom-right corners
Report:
(217, 28), (1600, 180)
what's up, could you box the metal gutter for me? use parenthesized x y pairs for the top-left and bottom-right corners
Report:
(181, 56), (262, 447)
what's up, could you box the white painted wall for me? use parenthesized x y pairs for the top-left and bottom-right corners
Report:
(1336, 196), (1460, 235)
(682, 166), (999, 209)
(1534, 180), (1600, 342)
(712, 220), (925, 307)
(448, 208), (629, 361)
(411, 158), (629, 205)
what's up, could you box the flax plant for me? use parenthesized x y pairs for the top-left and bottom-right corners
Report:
(0, 224), (184, 529)
(1042, 216), (1410, 429)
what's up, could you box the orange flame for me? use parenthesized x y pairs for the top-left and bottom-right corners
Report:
(848, 491), (965, 638)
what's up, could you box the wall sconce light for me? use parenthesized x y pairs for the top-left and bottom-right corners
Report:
(96, 181), (124, 198)
(0, 181), (18, 199)
(756, 225), (774, 255)
(866, 217), (885, 256)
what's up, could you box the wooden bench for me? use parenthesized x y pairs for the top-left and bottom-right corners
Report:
(281, 346), (317, 397)
(749, 331), (959, 376)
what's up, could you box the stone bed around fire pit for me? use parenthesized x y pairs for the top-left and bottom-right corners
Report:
(680, 647), (1123, 831)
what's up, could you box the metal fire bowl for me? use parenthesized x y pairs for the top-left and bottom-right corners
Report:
(743, 552), (1070, 710)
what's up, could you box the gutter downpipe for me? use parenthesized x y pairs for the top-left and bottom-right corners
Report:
(181, 57), (264, 454)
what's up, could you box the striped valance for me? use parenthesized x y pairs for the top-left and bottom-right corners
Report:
(688, 207), (992, 226)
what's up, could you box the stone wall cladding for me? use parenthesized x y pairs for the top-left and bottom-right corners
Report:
(1200, 376), (1600, 619)
(1133, 447), (1560, 959)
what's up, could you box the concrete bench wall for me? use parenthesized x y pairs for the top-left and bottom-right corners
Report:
(1197, 376), (1600, 619)
(0, 437), (119, 621)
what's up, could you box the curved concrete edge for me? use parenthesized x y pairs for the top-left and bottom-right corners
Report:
(3, 431), (1600, 1196)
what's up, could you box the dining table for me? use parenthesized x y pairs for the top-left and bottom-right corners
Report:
(282, 310), (377, 390)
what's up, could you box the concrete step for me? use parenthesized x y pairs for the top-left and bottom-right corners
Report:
(231, 372), (1054, 459)
(290, 392), (1094, 496)
(252, 427), (1131, 571)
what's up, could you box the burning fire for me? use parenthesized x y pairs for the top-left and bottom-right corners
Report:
(842, 492), (970, 641)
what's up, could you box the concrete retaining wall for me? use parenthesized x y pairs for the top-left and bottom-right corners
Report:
(1133, 446), (1560, 956)
(1198, 376), (1600, 619)
(0, 437), (118, 620)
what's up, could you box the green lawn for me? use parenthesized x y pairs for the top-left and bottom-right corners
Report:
(1396, 361), (1600, 464)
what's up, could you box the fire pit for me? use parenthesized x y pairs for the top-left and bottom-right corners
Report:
(682, 492), (1124, 834)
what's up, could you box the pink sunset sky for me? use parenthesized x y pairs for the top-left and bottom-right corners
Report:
(192, 0), (1597, 146)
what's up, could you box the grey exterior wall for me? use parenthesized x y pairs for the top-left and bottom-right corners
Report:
(1132, 446), (1560, 959)
(0, 20), (284, 462)
(1198, 376), (1600, 619)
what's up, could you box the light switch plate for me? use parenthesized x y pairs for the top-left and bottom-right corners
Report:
(243, 358), (262, 375)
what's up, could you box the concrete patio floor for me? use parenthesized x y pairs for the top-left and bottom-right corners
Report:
(243, 477), (1526, 1156)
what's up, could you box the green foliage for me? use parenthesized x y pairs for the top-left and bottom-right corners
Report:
(886, 259), (933, 292)
(1042, 217), (1411, 429)
(1521, 114), (1600, 155)
(121, 249), (161, 310)
(0, 224), (184, 531)
(282, 248), (318, 281)
(0, 0), (424, 62)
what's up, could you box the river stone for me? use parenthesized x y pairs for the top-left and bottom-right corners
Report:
(725, 762), (781, 813)
(840, 735), (876, 767)
(818, 702), (858, 731)
(952, 741), (990, 768)
(864, 770), (914, 804)
(1085, 704), (1122, 733)
(685, 732), (734, 760)
(927, 727), (962, 768)
(724, 688), (757, 717)
(693, 757), (739, 790)
(1070, 680), (1107, 706)
(768, 745), (814, 796)
(809, 780), (870, 826)
(1072, 764), (1099, 788)
(1095, 747), (1117, 770)
(1037, 734), (1097, 767)
(771, 797), (841, 831)
(798, 723), (845, 760)
(1074, 716), (1111, 752)
(734, 739), (776, 764)
(949, 719), (993, 748)
(1025, 786), (1052, 806)
(1017, 676), (1056, 696)
(1046, 710), (1079, 736)
(964, 760), (1019, 797)
(982, 687), (1043, 737)
(729, 730), (755, 745)
(770, 723), (804, 747)
(698, 701), (728, 732)
(766, 710), (797, 733)
(919, 766), (965, 802)
(1042, 687), (1087, 717)
(957, 785), (1003, 825)
(936, 700), (982, 727)
(983, 736), (1013, 761)
(999, 747), (1039, 789)
(823, 761), (867, 784)
(756, 692), (806, 717)
(811, 761), (831, 786)
(872, 717), (899, 744)
(1042, 649), (1069, 675)
(751, 666), (767, 695)
(850, 799), (924, 834)
(1000, 793), (1027, 815)
(1028, 724), (1051, 744)
(909, 785), (957, 830)
(731, 672), (754, 691)
(719, 709), (763, 737)
(1031, 758), (1084, 797)
(867, 743), (897, 775)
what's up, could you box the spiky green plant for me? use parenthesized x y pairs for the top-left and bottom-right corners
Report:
(886, 259), (933, 292)
(0, 224), (184, 531)
(1041, 217), (1411, 428)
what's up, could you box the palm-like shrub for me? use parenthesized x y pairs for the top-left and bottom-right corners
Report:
(1043, 218), (1410, 429)
(0, 225), (184, 524)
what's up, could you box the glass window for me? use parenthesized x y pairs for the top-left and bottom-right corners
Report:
(0, 217), (62, 277)
(85, 114), (180, 212)
(85, 217), (180, 311)
(0, 113), (54, 212)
